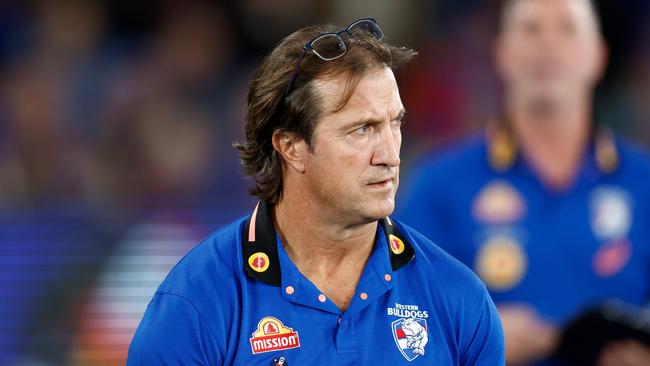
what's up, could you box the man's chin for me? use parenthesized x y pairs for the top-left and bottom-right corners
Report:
(366, 197), (395, 219)
(524, 91), (569, 116)
(345, 192), (396, 222)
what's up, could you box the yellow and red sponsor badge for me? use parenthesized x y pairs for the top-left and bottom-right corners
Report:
(475, 236), (527, 290)
(248, 252), (270, 273)
(389, 234), (405, 255)
(249, 317), (300, 354)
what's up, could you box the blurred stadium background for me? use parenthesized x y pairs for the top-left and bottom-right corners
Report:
(0, 0), (649, 365)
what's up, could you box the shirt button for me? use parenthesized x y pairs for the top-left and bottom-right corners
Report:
(360, 292), (368, 300)
(318, 294), (327, 303)
(285, 285), (295, 295)
(384, 274), (392, 282)
(338, 318), (342, 324)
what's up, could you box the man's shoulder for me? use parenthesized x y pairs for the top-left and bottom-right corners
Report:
(155, 215), (249, 300)
(616, 136), (650, 177)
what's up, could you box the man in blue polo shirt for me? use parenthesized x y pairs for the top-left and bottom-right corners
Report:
(399, 0), (650, 365)
(127, 19), (504, 365)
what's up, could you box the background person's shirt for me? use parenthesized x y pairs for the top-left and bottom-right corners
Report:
(397, 133), (650, 363)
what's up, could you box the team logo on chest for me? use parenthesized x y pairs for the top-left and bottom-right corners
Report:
(589, 187), (632, 241)
(250, 316), (300, 354)
(388, 303), (429, 361)
(589, 187), (634, 277)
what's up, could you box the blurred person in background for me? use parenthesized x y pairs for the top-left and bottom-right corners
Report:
(0, 1), (255, 365)
(68, 2), (255, 365)
(0, 0), (111, 209)
(0, 1), (120, 365)
(127, 18), (504, 364)
(97, 0), (253, 212)
(399, 0), (650, 364)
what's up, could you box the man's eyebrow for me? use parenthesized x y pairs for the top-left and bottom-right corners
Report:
(343, 108), (407, 129)
(394, 108), (406, 121)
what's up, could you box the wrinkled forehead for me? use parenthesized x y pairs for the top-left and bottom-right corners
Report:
(311, 66), (400, 119)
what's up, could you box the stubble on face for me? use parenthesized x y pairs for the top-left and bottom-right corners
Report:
(301, 67), (404, 224)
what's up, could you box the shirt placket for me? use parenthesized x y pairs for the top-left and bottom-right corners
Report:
(278, 231), (396, 363)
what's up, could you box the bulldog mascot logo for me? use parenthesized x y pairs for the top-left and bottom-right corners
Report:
(391, 317), (429, 361)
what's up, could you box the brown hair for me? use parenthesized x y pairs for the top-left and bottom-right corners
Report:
(234, 22), (416, 204)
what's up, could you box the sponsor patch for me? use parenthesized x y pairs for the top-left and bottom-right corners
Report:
(473, 180), (526, 224)
(389, 234), (405, 255)
(250, 317), (300, 354)
(475, 236), (527, 290)
(248, 252), (270, 273)
(593, 239), (632, 277)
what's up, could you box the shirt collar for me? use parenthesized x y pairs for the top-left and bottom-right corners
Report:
(486, 117), (619, 175)
(241, 200), (415, 286)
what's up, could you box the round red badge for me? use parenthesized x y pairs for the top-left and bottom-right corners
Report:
(248, 252), (270, 273)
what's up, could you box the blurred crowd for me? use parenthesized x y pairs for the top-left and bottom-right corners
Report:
(0, 0), (649, 365)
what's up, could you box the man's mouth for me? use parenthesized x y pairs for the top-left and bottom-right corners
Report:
(367, 177), (395, 188)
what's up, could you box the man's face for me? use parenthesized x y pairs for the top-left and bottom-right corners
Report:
(496, 0), (606, 108)
(302, 67), (404, 223)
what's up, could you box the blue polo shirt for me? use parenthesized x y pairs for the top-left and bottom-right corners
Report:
(398, 130), (650, 330)
(127, 201), (504, 365)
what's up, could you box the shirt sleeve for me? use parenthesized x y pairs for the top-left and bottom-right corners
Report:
(459, 286), (506, 365)
(126, 292), (223, 365)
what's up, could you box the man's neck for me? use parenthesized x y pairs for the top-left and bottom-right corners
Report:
(273, 192), (377, 311)
(508, 101), (591, 191)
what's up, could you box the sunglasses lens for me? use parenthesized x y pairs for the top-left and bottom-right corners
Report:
(348, 20), (384, 41)
(311, 34), (346, 60)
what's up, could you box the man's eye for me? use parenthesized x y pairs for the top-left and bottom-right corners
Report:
(392, 119), (403, 128)
(355, 125), (371, 135)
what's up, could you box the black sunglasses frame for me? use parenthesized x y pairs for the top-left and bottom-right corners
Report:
(282, 18), (384, 98)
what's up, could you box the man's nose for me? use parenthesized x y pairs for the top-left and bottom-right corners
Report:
(371, 126), (400, 167)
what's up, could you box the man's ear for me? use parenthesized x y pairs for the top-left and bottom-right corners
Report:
(272, 129), (307, 173)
